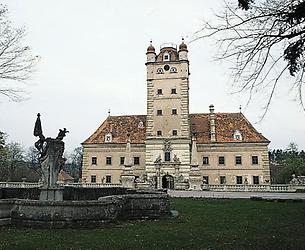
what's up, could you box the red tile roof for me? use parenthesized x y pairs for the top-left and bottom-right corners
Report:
(189, 113), (269, 143)
(83, 115), (146, 144)
(83, 113), (269, 144)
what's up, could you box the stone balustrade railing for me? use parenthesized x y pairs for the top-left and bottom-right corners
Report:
(1, 182), (304, 192)
(0, 182), (122, 188)
(202, 184), (295, 192)
(61, 182), (123, 188)
(0, 182), (42, 188)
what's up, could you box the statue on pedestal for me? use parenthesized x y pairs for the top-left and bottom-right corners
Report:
(34, 113), (69, 200)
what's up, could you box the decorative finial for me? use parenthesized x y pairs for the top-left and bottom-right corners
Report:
(150, 40), (152, 45)
(239, 105), (242, 113)
(182, 37), (184, 43)
(108, 109), (111, 116)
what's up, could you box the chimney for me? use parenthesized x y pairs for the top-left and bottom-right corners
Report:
(209, 104), (216, 142)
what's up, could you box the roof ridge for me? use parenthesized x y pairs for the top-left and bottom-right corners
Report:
(108, 114), (146, 117)
(189, 112), (241, 115)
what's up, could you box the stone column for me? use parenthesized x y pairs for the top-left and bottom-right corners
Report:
(189, 136), (202, 190)
(121, 137), (135, 188)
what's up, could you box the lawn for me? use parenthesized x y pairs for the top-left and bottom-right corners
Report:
(1, 198), (305, 250)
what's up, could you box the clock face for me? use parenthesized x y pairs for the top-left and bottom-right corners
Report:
(164, 65), (170, 71)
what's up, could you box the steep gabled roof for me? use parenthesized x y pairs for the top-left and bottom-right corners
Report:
(83, 113), (269, 145)
(83, 115), (146, 144)
(190, 113), (269, 143)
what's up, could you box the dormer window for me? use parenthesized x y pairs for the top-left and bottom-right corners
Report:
(157, 68), (164, 74)
(163, 52), (170, 61)
(233, 130), (242, 141)
(105, 133), (112, 143)
(138, 121), (144, 128)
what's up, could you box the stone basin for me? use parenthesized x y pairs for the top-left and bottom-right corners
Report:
(0, 191), (170, 228)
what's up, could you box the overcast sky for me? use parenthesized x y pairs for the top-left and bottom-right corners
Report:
(0, 0), (304, 153)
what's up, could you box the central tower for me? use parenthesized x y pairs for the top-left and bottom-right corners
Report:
(145, 40), (191, 188)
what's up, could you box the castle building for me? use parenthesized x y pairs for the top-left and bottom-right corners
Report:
(81, 40), (271, 190)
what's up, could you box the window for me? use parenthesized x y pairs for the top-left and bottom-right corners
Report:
(120, 157), (125, 165)
(203, 157), (209, 165)
(105, 133), (112, 143)
(253, 176), (259, 184)
(157, 130), (162, 136)
(91, 157), (97, 165)
(235, 156), (242, 165)
(236, 176), (243, 184)
(134, 157), (140, 165)
(218, 156), (225, 165)
(106, 156), (112, 165)
(172, 109), (177, 115)
(91, 175), (96, 183)
(252, 156), (259, 165)
(157, 68), (164, 74)
(164, 64), (170, 71)
(157, 89), (163, 95)
(165, 152), (171, 162)
(138, 121), (144, 128)
(171, 88), (177, 94)
(172, 129), (178, 136)
(233, 130), (242, 141)
(157, 109), (163, 116)
(202, 176), (209, 184)
(170, 67), (177, 73)
(220, 176), (226, 185)
(106, 175), (112, 184)
(163, 53), (170, 61)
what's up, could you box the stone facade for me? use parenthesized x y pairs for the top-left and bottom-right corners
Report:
(82, 40), (271, 189)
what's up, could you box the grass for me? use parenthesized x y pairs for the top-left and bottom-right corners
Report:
(1, 198), (305, 250)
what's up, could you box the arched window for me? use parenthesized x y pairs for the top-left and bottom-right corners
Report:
(157, 68), (164, 74)
(170, 67), (177, 73)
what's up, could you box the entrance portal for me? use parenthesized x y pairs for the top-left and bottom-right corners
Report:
(162, 174), (174, 189)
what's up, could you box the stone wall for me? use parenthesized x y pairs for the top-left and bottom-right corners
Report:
(0, 191), (170, 228)
(0, 187), (40, 200)
(0, 187), (142, 200)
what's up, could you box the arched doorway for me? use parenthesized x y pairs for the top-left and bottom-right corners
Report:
(162, 174), (174, 189)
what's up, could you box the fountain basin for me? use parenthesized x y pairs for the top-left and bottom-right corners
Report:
(0, 191), (170, 228)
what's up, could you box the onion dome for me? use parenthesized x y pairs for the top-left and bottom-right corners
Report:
(179, 38), (188, 51)
(147, 40), (155, 53)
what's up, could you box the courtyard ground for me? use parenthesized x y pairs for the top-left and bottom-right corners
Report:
(168, 190), (305, 200)
(1, 198), (305, 250)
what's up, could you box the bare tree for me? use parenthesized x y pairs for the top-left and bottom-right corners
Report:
(193, 0), (305, 120)
(0, 5), (38, 101)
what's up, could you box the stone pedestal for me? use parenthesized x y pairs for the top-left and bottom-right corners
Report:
(189, 165), (202, 190)
(121, 163), (135, 188)
(39, 187), (64, 201)
(121, 175), (135, 188)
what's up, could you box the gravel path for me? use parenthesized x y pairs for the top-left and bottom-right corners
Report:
(168, 190), (305, 200)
